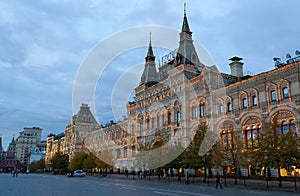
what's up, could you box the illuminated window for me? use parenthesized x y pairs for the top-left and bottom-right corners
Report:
(277, 120), (297, 135)
(219, 122), (235, 150)
(245, 127), (262, 147)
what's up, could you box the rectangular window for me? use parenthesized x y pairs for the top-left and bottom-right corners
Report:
(192, 107), (197, 119)
(200, 104), (205, 117)
(271, 90), (276, 101)
(219, 105), (224, 113)
(242, 98), (247, 108)
(252, 96), (257, 106)
(176, 112), (181, 126)
(283, 87), (289, 99)
(227, 102), (232, 112)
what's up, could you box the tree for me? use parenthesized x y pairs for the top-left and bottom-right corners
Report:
(163, 122), (212, 181)
(247, 118), (300, 187)
(70, 151), (111, 171)
(211, 132), (244, 184)
(69, 152), (87, 170)
(51, 153), (69, 172)
(29, 159), (45, 173)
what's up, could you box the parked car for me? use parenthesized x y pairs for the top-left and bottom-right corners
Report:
(67, 170), (86, 177)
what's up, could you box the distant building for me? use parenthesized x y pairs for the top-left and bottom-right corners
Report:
(0, 135), (19, 172)
(45, 133), (65, 168)
(63, 103), (100, 161)
(15, 127), (43, 167)
(28, 146), (46, 165)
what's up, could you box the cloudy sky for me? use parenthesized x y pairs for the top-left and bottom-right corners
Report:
(0, 0), (299, 149)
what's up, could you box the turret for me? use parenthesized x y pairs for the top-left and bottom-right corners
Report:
(140, 34), (158, 85)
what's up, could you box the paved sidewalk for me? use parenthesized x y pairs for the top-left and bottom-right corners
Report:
(90, 173), (300, 193)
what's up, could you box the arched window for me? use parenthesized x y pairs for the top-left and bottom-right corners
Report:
(176, 111), (181, 126)
(191, 104), (197, 119)
(219, 121), (235, 150)
(239, 92), (247, 109)
(252, 96), (257, 106)
(282, 87), (289, 99)
(266, 83), (277, 102)
(245, 126), (262, 147)
(242, 116), (262, 148)
(271, 110), (297, 135)
(219, 105), (224, 113)
(146, 114), (150, 129)
(167, 110), (171, 125)
(242, 98), (247, 108)
(271, 90), (276, 101)
(227, 102), (232, 112)
(123, 147), (128, 158)
(199, 103), (205, 117)
(174, 100), (181, 127)
(137, 114), (143, 135)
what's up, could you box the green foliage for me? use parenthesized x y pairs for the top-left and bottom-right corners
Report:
(163, 122), (212, 170)
(70, 151), (111, 171)
(211, 133), (244, 168)
(50, 153), (69, 171)
(69, 152), (86, 170)
(246, 119), (300, 175)
(29, 159), (45, 172)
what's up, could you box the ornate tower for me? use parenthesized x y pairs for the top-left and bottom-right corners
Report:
(175, 4), (203, 73)
(140, 34), (158, 85)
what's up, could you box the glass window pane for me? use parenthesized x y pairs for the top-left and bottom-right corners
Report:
(220, 105), (223, 113)
(243, 98), (247, 108)
(200, 104), (205, 117)
(282, 124), (288, 134)
(177, 111), (181, 126)
(227, 102), (232, 112)
(271, 90), (276, 101)
(252, 96), (257, 106)
(283, 87), (289, 98)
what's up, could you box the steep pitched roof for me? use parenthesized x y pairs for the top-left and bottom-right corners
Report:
(75, 104), (99, 125)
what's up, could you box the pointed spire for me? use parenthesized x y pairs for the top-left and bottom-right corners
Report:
(145, 32), (155, 62)
(181, 3), (191, 33)
(140, 34), (158, 85)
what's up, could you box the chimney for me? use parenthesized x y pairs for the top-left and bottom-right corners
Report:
(229, 56), (243, 77)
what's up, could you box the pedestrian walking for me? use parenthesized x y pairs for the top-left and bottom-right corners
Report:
(215, 173), (223, 189)
(185, 172), (189, 184)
